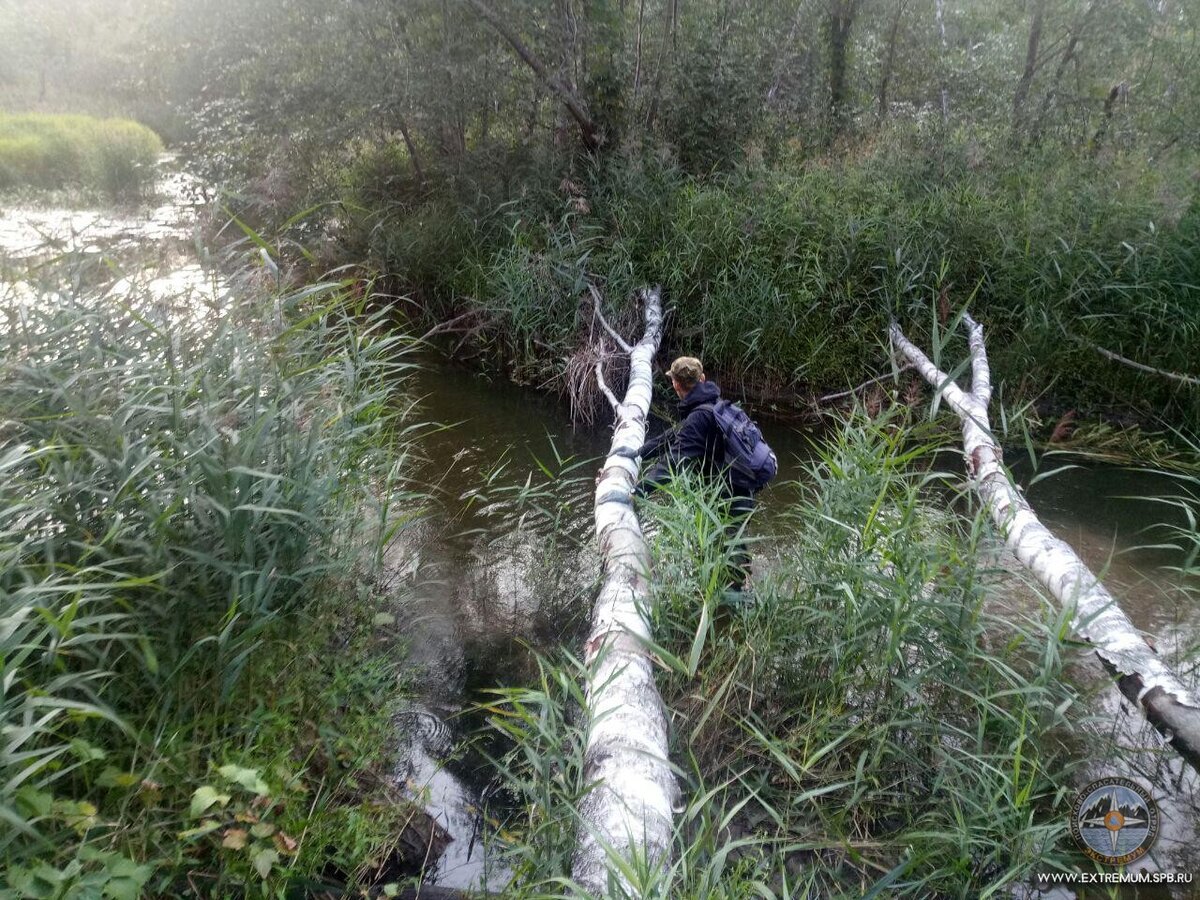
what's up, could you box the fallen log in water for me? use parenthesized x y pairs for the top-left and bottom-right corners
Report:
(891, 313), (1200, 772)
(573, 287), (678, 894)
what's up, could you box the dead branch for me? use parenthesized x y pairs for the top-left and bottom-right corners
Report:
(817, 364), (914, 405)
(588, 284), (633, 353)
(462, 0), (599, 151)
(1091, 343), (1200, 388)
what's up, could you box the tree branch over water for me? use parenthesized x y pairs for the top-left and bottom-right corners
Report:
(892, 314), (1200, 773)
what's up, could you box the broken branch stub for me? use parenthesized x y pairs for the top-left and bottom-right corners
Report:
(573, 287), (677, 894)
(891, 314), (1200, 772)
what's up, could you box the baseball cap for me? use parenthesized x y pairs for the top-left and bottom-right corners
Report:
(666, 356), (704, 384)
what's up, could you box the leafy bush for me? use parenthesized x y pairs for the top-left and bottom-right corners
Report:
(0, 112), (163, 199)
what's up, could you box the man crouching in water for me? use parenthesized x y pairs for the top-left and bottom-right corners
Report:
(634, 356), (755, 594)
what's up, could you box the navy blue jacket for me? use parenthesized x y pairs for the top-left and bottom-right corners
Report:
(636, 380), (724, 495)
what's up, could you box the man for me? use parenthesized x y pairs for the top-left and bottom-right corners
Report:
(635, 356), (756, 593)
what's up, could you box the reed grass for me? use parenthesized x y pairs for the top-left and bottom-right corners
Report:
(349, 130), (1200, 433)
(0, 112), (163, 200)
(0, 252), (422, 894)
(478, 412), (1090, 897)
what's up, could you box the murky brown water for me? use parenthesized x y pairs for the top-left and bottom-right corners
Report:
(4, 162), (1196, 893)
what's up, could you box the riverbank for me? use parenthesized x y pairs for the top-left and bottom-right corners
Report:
(306, 130), (1200, 441)
(0, 170), (436, 896)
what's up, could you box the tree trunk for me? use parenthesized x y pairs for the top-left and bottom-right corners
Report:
(396, 116), (424, 181)
(766, 1), (805, 104)
(573, 288), (677, 893)
(877, 0), (906, 123)
(632, 0), (646, 98)
(1032, 1), (1098, 143)
(644, 0), (678, 130)
(828, 0), (857, 136)
(464, 0), (600, 151)
(890, 315), (1200, 773)
(934, 0), (950, 122)
(1011, 0), (1046, 139)
(1089, 81), (1123, 156)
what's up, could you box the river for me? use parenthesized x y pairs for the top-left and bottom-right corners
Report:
(2, 159), (1196, 893)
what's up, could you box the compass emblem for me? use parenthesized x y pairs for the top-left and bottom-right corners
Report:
(1069, 777), (1160, 865)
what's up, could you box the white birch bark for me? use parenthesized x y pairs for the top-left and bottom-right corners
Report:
(573, 288), (678, 894)
(890, 315), (1200, 772)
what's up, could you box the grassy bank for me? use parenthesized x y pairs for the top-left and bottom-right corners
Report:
(482, 414), (1096, 896)
(0, 261), (422, 895)
(322, 129), (1200, 436)
(0, 112), (163, 200)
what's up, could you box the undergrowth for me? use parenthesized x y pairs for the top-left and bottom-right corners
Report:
(324, 129), (1200, 434)
(0, 254), (422, 896)
(480, 413), (1090, 897)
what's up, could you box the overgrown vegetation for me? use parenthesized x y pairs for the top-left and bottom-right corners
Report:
(0, 257), (422, 895)
(339, 136), (1200, 435)
(483, 414), (1093, 896)
(5, 0), (1200, 432)
(0, 113), (163, 200)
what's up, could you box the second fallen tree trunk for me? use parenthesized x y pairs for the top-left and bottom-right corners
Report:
(891, 314), (1200, 772)
(573, 287), (677, 894)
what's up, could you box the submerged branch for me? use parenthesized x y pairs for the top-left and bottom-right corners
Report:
(817, 364), (914, 405)
(891, 315), (1200, 773)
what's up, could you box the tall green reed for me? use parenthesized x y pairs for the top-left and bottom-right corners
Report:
(0, 252), (416, 885)
(479, 411), (1088, 897)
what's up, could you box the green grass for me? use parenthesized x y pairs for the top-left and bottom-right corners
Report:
(0, 112), (163, 200)
(479, 412), (1092, 897)
(0, 255), (424, 896)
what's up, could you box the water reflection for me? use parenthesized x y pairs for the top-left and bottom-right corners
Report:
(0, 160), (200, 261)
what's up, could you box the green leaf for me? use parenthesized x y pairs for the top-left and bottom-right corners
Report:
(217, 764), (270, 796)
(249, 822), (275, 839)
(177, 819), (222, 840)
(15, 786), (54, 818)
(98, 768), (141, 789)
(372, 612), (396, 627)
(251, 847), (279, 879)
(69, 739), (106, 763)
(189, 786), (230, 818)
(103, 877), (143, 900)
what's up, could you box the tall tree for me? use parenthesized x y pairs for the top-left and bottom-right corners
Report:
(828, 0), (860, 135)
(1011, 0), (1047, 139)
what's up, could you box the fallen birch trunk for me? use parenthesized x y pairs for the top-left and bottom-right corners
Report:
(573, 287), (677, 894)
(891, 314), (1200, 772)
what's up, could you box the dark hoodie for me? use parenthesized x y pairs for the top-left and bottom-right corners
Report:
(635, 380), (724, 495)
